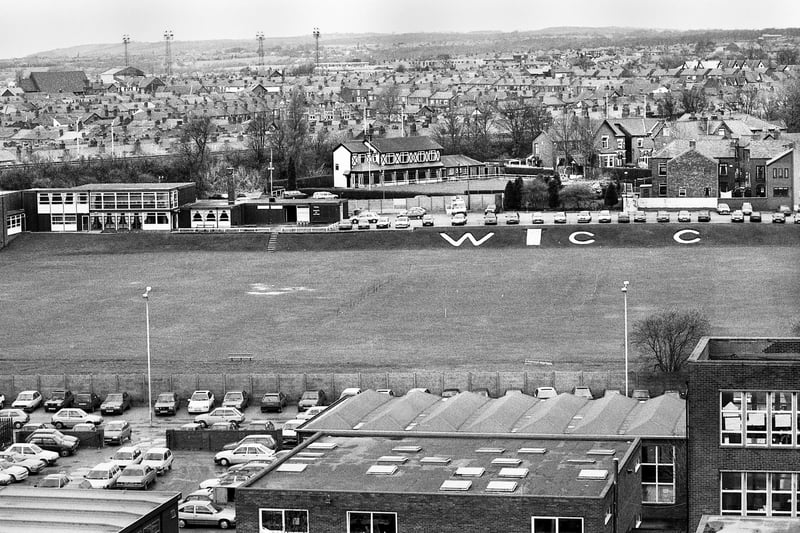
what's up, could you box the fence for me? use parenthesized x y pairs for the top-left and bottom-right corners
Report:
(166, 427), (282, 452)
(0, 370), (687, 406)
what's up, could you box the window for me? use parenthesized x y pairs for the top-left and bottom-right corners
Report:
(721, 472), (800, 517)
(601, 136), (609, 149)
(38, 193), (50, 205)
(637, 138), (644, 148)
(347, 511), (397, 533)
(658, 184), (667, 197)
(704, 187), (711, 197)
(260, 509), (309, 533)
(335, 163), (339, 171)
(720, 164), (728, 176)
(721, 391), (800, 447)
(756, 166), (765, 180)
(642, 445), (675, 504)
(532, 517), (583, 533)
(617, 138), (624, 150)
(773, 187), (789, 197)
(678, 187), (687, 197)
(784, 168), (790, 179)
(658, 163), (667, 176)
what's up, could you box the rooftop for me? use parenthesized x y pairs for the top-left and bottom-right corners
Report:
(71, 182), (196, 191)
(689, 337), (800, 364)
(247, 433), (635, 498)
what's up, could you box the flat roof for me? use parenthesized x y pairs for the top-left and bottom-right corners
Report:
(71, 182), (196, 191)
(695, 516), (800, 533)
(248, 433), (635, 499)
(0, 487), (180, 532)
(689, 337), (800, 363)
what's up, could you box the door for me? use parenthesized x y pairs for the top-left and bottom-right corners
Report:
(81, 215), (89, 231)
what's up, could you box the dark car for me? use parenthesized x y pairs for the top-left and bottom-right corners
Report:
(633, 210), (647, 223)
(406, 206), (427, 219)
(617, 211), (630, 223)
(101, 392), (131, 415)
(260, 392), (287, 413)
(25, 432), (79, 457)
(297, 390), (327, 412)
(44, 390), (74, 412)
(154, 392), (180, 416)
(749, 211), (762, 222)
(74, 392), (102, 413)
(222, 390), (250, 410)
(697, 210), (711, 222)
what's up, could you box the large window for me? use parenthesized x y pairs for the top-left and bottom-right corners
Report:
(532, 517), (583, 533)
(773, 187), (789, 197)
(347, 511), (396, 533)
(658, 163), (667, 176)
(720, 164), (728, 176)
(642, 445), (675, 504)
(722, 472), (800, 517)
(260, 509), (308, 533)
(722, 391), (800, 447)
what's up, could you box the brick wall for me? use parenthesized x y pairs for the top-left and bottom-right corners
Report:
(665, 150), (717, 198)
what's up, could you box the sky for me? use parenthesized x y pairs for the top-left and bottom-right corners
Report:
(1, 0), (799, 58)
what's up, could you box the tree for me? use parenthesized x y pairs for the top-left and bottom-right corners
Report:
(547, 175), (561, 209)
(778, 49), (799, 66)
(269, 86), (309, 183)
(246, 111), (273, 170)
(522, 178), (548, 210)
(374, 84), (402, 126)
(604, 182), (619, 207)
(433, 109), (464, 154)
(658, 92), (678, 119)
(632, 308), (710, 373)
(559, 182), (595, 209)
(778, 79), (800, 133)
(177, 115), (215, 195)
(681, 87), (707, 115)
(496, 98), (551, 158)
(503, 180), (517, 210)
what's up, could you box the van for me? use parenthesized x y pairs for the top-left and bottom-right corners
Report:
(446, 197), (467, 216)
(312, 191), (338, 199)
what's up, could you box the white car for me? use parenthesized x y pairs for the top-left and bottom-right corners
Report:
(80, 462), (122, 489)
(451, 213), (467, 226)
(598, 210), (612, 223)
(214, 443), (274, 466)
(281, 419), (305, 445)
(187, 390), (215, 414)
(534, 387), (558, 399)
(312, 191), (338, 199)
(110, 445), (144, 467)
(51, 408), (103, 429)
(0, 459), (29, 482)
(4, 443), (59, 466)
(376, 216), (391, 229)
(339, 388), (362, 399)
(194, 407), (246, 428)
(297, 405), (327, 420)
(178, 501), (236, 529)
(12, 390), (42, 412)
(141, 447), (174, 475)
(0, 451), (47, 474)
(394, 216), (411, 229)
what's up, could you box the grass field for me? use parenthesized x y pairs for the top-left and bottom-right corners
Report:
(1, 233), (798, 375)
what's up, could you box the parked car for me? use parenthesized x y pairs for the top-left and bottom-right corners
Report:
(394, 216), (411, 229)
(553, 212), (567, 224)
(717, 203), (731, 215)
(598, 210), (612, 223)
(421, 214), (435, 226)
(214, 443), (274, 467)
(181, 488), (214, 504)
(633, 210), (647, 223)
(101, 392), (131, 415)
(617, 211), (630, 223)
(4, 443), (59, 466)
(12, 390), (42, 412)
(504, 212), (520, 225)
(773, 212), (786, 223)
(115, 464), (157, 490)
(154, 392), (180, 416)
(103, 420), (133, 445)
(531, 212), (545, 224)
(484, 204), (497, 215)
(222, 391), (250, 410)
(222, 434), (278, 452)
(187, 390), (215, 414)
(483, 212), (498, 225)
(80, 462), (122, 489)
(572, 386), (594, 399)
(280, 420), (305, 445)
(441, 388), (460, 399)
(375, 216), (391, 229)
(339, 388), (362, 399)
(177, 501), (236, 529)
(632, 390), (651, 402)
(406, 206), (427, 219)
(51, 408), (103, 429)
(778, 204), (792, 215)
(472, 387), (491, 397)
(209, 421), (238, 431)
(337, 219), (353, 230)
(297, 390), (327, 412)
(656, 211), (671, 223)
(750, 211), (762, 222)
(141, 447), (174, 474)
(534, 387), (558, 399)
(677, 210), (692, 223)
(0, 451), (46, 475)
(731, 210), (745, 223)
(794, 213), (800, 224)
(246, 420), (276, 432)
(194, 407), (246, 428)
(356, 217), (371, 230)
(450, 213), (467, 226)
(260, 392), (287, 413)
(697, 210), (711, 222)
(577, 211), (592, 223)
(36, 472), (72, 488)
(19, 422), (46, 431)
(0, 408), (29, 428)
(741, 202), (753, 215)
(311, 191), (338, 199)
(0, 471), (12, 486)
(0, 459), (29, 483)
(25, 432), (79, 457)
(353, 210), (379, 223)
(110, 445), (144, 468)
(44, 390), (74, 412)
(74, 392), (101, 412)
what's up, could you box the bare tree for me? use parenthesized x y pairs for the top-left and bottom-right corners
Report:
(632, 308), (711, 373)
(496, 98), (551, 158)
(178, 115), (215, 195)
(374, 84), (402, 125)
(681, 87), (707, 115)
(246, 111), (273, 170)
(270, 86), (309, 188)
(433, 109), (464, 154)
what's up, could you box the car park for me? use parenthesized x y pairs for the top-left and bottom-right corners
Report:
(450, 213), (467, 226)
(750, 211), (762, 222)
(115, 463), (157, 490)
(677, 210), (692, 223)
(717, 203), (731, 215)
(36, 471), (72, 488)
(394, 215), (411, 229)
(222, 434), (278, 452)
(504, 212), (520, 224)
(656, 211), (670, 223)
(281, 419), (305, 445)
(298, 390), (327, 412)
(12, 390), (42, 412)
(697, 210), (711, 222)
(44, 390), (74, 412)
(177, 501), (236, 529)
(222, 390), (249, 410)
(214, 443), (274, 467)
(731, 210), (745, 223)
(356, 216), (371, 229)
(531, 212), (545, 224)
(103, 420), (132, 445)
(154, 392), (180, 416)
(772, 212), (786, 223)
(0, 408), (29, 428)
(421, 214), (435, 226)
(534, 387), (558, 399)
(194, 407), (246, 428)
(187, 390), (215, 414)
(572, 386), (594, 399)
(110, 445), (144, 467)
(4, 443), (59, 465)
(101, 392), (132, 415)
(260, 391), (287, 413)
(51, 408), (103, 429)
(553, 212), (567, 224)
(483, 212), (498, 225)
(376, 216), (391, 229)
(617, 211), (630, 223)
(25, 431), (79, 457)
(577, 211), (592, 223)
(633, 210), (647, 223)
(0, 451), (46, 475)
(74, 392), (101, 412)
(598, 210), (612, 223)
(406, 206), (427, 219)
(632, 390), (651, 402)
(0, 459), (29, 482)
(80, 462), (122, 489)
(741, 202), (753, 215)
(141, 447), (174, 474)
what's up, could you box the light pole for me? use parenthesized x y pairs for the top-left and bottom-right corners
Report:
(142, 286), (153, 427)
(622, 281), (630, 397)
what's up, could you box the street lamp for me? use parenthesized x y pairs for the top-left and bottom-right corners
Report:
(621, 281), (630, 397)
(142, 286), (153, 427)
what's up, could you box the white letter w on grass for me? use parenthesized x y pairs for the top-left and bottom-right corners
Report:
(439, 232), (495, 247)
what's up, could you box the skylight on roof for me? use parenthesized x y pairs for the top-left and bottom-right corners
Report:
(518, 447), (547, 454)
(498, 467), (529, 478)
(587, 449), (616, 456)
(353, 423), (365, 430)
(486, 480), (518, 492)
(378, 456), (409, 464)
(367, 465), (398, 475)
(578, 469), (609, 480)
(296, 452), (324, 458)
(476, 447), (506, 454)
(392, 445), (422, 453)
(307, 442), (338, 450)
(491, 458), (522, 466)
(567, 459), (597, 464)
(276, 463), (308, 473)
(440, 479), (472, 491)
(420, 456), (451, 465)
(454, 467), (485, 477)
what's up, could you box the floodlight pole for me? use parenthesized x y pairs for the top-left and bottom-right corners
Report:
(143, 286), (153, 427)
(622, 281), (630, 397)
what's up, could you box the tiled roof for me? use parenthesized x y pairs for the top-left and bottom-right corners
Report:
(27, 71), (89, 94)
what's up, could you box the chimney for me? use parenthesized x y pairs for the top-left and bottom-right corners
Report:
(689, 139), (696, 149)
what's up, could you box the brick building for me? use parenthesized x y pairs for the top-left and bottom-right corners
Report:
(687, 337), (800, 529)
(650, 140), (719, 199)
(237, 432), (643, 533)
